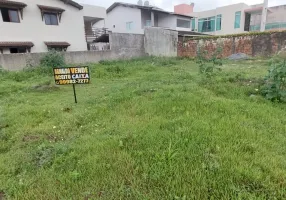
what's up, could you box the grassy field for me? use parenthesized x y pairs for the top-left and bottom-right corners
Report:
(0, 57), (286, 199)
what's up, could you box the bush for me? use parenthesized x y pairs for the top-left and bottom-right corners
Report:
(40, 50), (66, 68)
(261, 56), (286, 102)
(196, 47), (223, 77)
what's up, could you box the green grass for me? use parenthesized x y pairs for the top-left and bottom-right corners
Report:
(0, 57), (286, 199)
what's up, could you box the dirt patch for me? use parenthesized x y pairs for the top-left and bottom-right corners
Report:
(31, 82), (60, 92)
(0, 191), (6, 200)
(46, 135), (64, 143)
(62, 107), (72, 113)
(0, 124), (9, 129)
(22, 135), (40, 142)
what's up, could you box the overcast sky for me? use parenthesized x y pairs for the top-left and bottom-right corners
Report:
(77, 0), (285, 11)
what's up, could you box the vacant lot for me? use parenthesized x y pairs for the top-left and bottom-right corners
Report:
(0, 58), (286, 199)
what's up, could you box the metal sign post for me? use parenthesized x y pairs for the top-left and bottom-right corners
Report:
(72, 83), (78, 104)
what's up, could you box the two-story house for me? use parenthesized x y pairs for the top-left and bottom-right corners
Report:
(0, 0), (106, 54)
(99, 2), (194, 35)
(174, 2), (286, 35)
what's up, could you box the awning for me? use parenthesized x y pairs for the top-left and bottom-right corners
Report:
(38, 5), (65, 22)
(0, 0), (27, 19)
(0, 0), (27, 8)
(37, 5), (65, 13)
(0, 41), (34, 48)
(45, 42), (70, 47)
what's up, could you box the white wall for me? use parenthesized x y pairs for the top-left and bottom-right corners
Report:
(195, 3), (251, 35)
(83, 4), (106, 19)
(175, 16), (193, 32)
(0, 0), (106, 53)
(105, 6), (143, 34)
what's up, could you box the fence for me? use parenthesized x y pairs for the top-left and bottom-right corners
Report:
(0, 33), (145, 71)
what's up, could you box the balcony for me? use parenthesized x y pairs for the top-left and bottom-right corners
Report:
(250, 22), (286, 31)
(85, 27), (110, 51)
(85, 27), (108, 42)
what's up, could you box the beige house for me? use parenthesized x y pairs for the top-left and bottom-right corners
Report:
(0, 0), (106, 54)
(175, 2), (286, 35)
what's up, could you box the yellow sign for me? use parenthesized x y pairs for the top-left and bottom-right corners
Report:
(53, 66), (90, 85)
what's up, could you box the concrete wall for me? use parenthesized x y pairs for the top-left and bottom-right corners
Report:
(105, 6), (143, 34)
(0, 33), (146, 71)
(0, 0), (106, 53)
(174, 4), (194, 15)
(144, 28), (178, 57)
(178, 31), (286, 58)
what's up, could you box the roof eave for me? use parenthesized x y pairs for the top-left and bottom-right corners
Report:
(59, 0), (83, 10)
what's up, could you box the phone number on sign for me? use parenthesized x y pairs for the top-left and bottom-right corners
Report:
(55, 79), (90, 85)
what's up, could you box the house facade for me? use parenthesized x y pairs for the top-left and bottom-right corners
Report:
(0, 0), (106, 54)
(175, 2), (286, 35)
(100, 2), (194, 35)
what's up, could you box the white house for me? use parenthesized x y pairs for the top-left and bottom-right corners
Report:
(0, 0), (106, 54)
(100, 2), (194, 35)
(175, 2), (286, 35)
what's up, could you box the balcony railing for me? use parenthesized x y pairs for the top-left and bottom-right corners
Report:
(85, 27), (108, 42)
(250, 22), (286, 31)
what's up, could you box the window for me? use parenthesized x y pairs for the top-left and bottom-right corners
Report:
(191, 18), (196, 31)
(216, 15), (222, 31)
(10, 47), (26, 54)
(48, 47), (67, 52)
(126, 21), (133, 31)
(0, 8), (20, 23)
(198, 17), (215, 32)
(177, 19), (191, 28)
(145, 20), (151, 27)
(44, 13), (58, 25)
(234, 11), (241, 29)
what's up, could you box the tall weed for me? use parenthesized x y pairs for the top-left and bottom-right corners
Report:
(261, 56), (286, 102)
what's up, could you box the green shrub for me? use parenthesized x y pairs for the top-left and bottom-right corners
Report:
(261, 56), (286, 102)
(40, 50), (66, 68)
(196, 47), (223, 77)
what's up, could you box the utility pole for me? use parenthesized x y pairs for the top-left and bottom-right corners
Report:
(260, 0), (268, 32)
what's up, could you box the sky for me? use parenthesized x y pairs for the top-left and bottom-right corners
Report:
(77, 0), (286, 11)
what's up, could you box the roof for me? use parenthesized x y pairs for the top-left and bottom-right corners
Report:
(59, 0), (83, 10)
(0, 0), (27, 8)
(0, 41), (34, 47)
(107, 2), (193, 18)
(44, 42), (71, 47)
(0, 0), (82, 10)
(38, 5), (65, 12)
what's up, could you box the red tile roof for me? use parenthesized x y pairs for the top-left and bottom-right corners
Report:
(0, 0), (27, 8)
(45, 42), (71, 47)
(38, 4), (65, 12)
(0, 0), (83, 10)
(0, 42), (34, 47)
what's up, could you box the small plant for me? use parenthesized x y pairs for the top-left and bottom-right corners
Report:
(261, 56), (286, 102)
(196, 47), (223, 77)
(40, 50), (66, 68)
